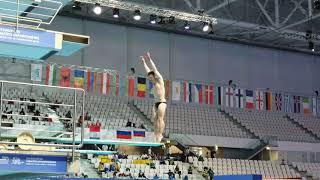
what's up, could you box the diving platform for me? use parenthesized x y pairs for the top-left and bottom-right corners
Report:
(0, 0), (89, 60)
(54, 149), (116, 155)
(56, 138), (164, 147)
(0, 24), (90, 60)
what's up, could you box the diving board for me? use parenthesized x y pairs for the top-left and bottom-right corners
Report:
(0, 24), (89, 60)
(54, 149), (116, 155)
(56, 138), (164, 147)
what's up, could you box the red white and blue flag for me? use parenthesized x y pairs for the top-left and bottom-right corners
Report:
(133, 130), (145, 137)
(183, 81), (192, 103)
(117, 130), (132, 139)
(274, 93), (283, 111)
(246, 90), (254, 109)
(194, 84), (203, 104)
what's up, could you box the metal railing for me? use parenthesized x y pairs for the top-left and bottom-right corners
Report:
(0, 0), (63, 29)
(0, 80), (85, 162)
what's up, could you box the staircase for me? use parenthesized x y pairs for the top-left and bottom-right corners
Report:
(192, 168), (206, 180)
(170, 134), (199, 157)
(285, 115), (320, 142)
(245, 142), (269, 160)
(220, 109), (260, 140)
(220, 109), (270, 159)
(80, 158), (101, 178)
(287, 161), (313, 180)
(127, 100), (154, 132)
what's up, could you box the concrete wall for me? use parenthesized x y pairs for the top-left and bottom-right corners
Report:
(43, 16), (320, 94)
(0, 16), (319, 95)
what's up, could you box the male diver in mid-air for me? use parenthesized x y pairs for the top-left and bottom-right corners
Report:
(140, 52), (166, 142)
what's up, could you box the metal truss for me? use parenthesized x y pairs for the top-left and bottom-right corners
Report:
(75, 0), (218, 24)
(205, 0), (240, 14)
(200, 0), (320, 43)
(69, 0), (320, 49)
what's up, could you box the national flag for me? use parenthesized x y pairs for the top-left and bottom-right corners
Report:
(118, 75), (125, 97)
(116, 72), (120, 96)
(274, 93), (283, 111)
(235, 88), (244, 108)
(137, 77), (147, 97)
(194, 84), (203, 104)
(188, 83), (192, 103)
(149, 81), (154, 98)
(94, 72), (98, 91)
(183, 81), (190, 103)
(125, 76), (135, 97)
(265, 92), (272, 111)
(74, 70), (84, 88)
(93, 72), (98, 92)
(89, 125), (101, 139)
(255, 91), (264, 110)
(165, 80), (170, 100)
(133, 130), (145, 137)
(225, 87), (234, 107)
(86, 71), (92, 91)
(116, 130), (132, 139)
(313, 97), (317, 116)
(106, 72), (112, 95)
(284, 94), (291, 113)
(172, 81), (181, 101)
(216, 86), (224, 106)
(100, 72), (107, 94)
(293, 96), (301, 113)
(112, 72), (120, 96)
(45, 64), (56, 85)
(87, 71), (97, 92)
(31, 64), (42, 82)
(317, 98), (320, 117)
(302, 97), (311, 114)
(245, 90), (254, 109)
(60, 67), (71, 87)
(205, 85), (214, 105)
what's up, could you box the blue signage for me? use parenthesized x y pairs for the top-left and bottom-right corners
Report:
(0, 25), (57, 49)
(215, 175), (262, 180)
(0, 153), (67, 174)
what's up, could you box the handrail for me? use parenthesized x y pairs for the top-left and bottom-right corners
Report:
(0, 0), (63, 28)
(0, 80), (85, 162)
(2, 99), (75, 107)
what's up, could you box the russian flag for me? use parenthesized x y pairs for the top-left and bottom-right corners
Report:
(117, 130), (132, 139)
(133, 130), (146, 137)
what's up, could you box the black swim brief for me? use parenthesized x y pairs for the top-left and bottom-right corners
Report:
(155, 102), (167, 109)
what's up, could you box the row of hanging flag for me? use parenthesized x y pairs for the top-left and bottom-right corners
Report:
(31, 64), (171, 98)
(171, 82), (320, 116)
(31, 64), (320, 116)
